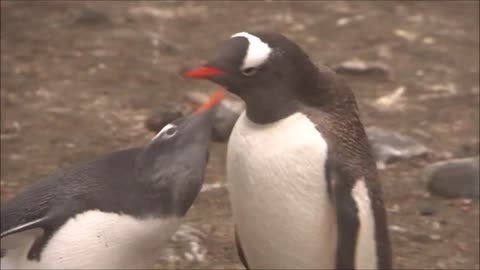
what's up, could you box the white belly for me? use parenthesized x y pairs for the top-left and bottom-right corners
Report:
(227, 112), (337, 269)
(1, 210), (179, 269)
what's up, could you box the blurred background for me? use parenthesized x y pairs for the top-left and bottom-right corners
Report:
(1, 1), (478, 269)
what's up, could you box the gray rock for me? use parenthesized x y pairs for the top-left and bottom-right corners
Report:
(426, 157), (479, 199)
(184, 92), (244, 142)
(366, 126), (430, 169)
(145, 91), (244, 142)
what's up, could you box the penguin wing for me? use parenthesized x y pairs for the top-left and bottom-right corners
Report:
(304, 102), (378, 269)
(1, 207), (71, 261)
(326, 159), (360, 270)
(1, 217), (48, 239)
(1, 180), (85, 261)
(234, 226), (250, 269)
(1, 216), (48, 259)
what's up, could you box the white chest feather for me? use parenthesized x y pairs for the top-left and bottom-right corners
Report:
(227, 112), (337, 269)
(1, 210), (179, 269)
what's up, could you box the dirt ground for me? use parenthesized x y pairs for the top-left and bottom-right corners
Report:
(1, 1), (479, 269)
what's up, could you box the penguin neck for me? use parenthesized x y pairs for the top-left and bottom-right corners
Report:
(243, 90), (299, 125)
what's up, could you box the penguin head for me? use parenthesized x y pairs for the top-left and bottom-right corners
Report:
(182, 32), (318, 105)
(135, 91), (223, 216)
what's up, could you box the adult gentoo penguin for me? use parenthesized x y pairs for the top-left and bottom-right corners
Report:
(0, 91), (224, 269)
(183, 32), (392, 269)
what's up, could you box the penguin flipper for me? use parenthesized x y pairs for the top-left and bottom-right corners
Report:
(1, 217), (49, 260)
(2, 204), (75, 262)
(234, 227), (250, 269)
(1, 217), (47, 239)
(327, 160), (360, 270)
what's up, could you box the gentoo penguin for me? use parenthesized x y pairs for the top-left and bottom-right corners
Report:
(0, 91), (223, 269)
(183, 32), (392, 269)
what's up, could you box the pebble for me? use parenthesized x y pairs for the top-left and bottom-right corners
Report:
(373, 86), (406, 111)
(394, 29), (418, 41)
(200, 182), (225, 193)
(365, 126), (430, 169)
(330, 58), (391, 77)
(418, 206), (435, 216)
(426, 157), (479, 199)
(389, 225), (408, 233)
(73, 9), (111, 27)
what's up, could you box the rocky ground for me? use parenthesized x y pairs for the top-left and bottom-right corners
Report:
(1, 1), (479, 269)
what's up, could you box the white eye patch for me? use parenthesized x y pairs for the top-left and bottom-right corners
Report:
(152, 123), (177, 141)
(231, 32), (272, 69)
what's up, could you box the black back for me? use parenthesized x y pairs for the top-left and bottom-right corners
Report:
(1, 147), (178, 236)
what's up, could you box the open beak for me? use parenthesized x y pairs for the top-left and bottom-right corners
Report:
(196, 90), (224, 113)
(182, 66), (224, 79)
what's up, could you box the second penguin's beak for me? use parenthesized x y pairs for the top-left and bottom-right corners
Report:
(196, 90), (225, 113)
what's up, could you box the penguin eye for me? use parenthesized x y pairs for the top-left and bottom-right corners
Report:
(241, 67), (258, 76)
(163, 126), (178, 138)
(156, 123), (178, 140)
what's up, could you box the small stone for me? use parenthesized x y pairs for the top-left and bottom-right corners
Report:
(74, 9), (111, 27)
(436, 261), (447, 269)
(389, 225), (408, 233)
(378, 45), (393, 60)
(429, 83), (458, 94)
(9, 154), (24, 161)
(200, 182), (225, 193)
(366, 126), (430, 168)
(373, 86), (406, 111)
(332, 58), (391, 77)
(65, 143), (76, 149)
(336, 17), (351, 27)
(410, 233), (432, 243)
(394, 29), (418, 41)
(426, 157), (479, 199)
(422, 36), (435, 45)
(91, 49), (116, 58)
(418, 206), (435, 216)
(129, 6), (176, 19)
(386, 204), (400, 213)
(429, 234), (442, 241)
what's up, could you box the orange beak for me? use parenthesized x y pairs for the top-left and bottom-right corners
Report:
(183, 66), (225, 79)
(196, 90), (225, 113)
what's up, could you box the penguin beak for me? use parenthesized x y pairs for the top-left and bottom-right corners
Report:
(182, 66), (225, 79)
(195, 90), (225, 113)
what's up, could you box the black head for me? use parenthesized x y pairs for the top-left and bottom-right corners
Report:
(134, 105), (216, 216)
(183, 32), (320, 124)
